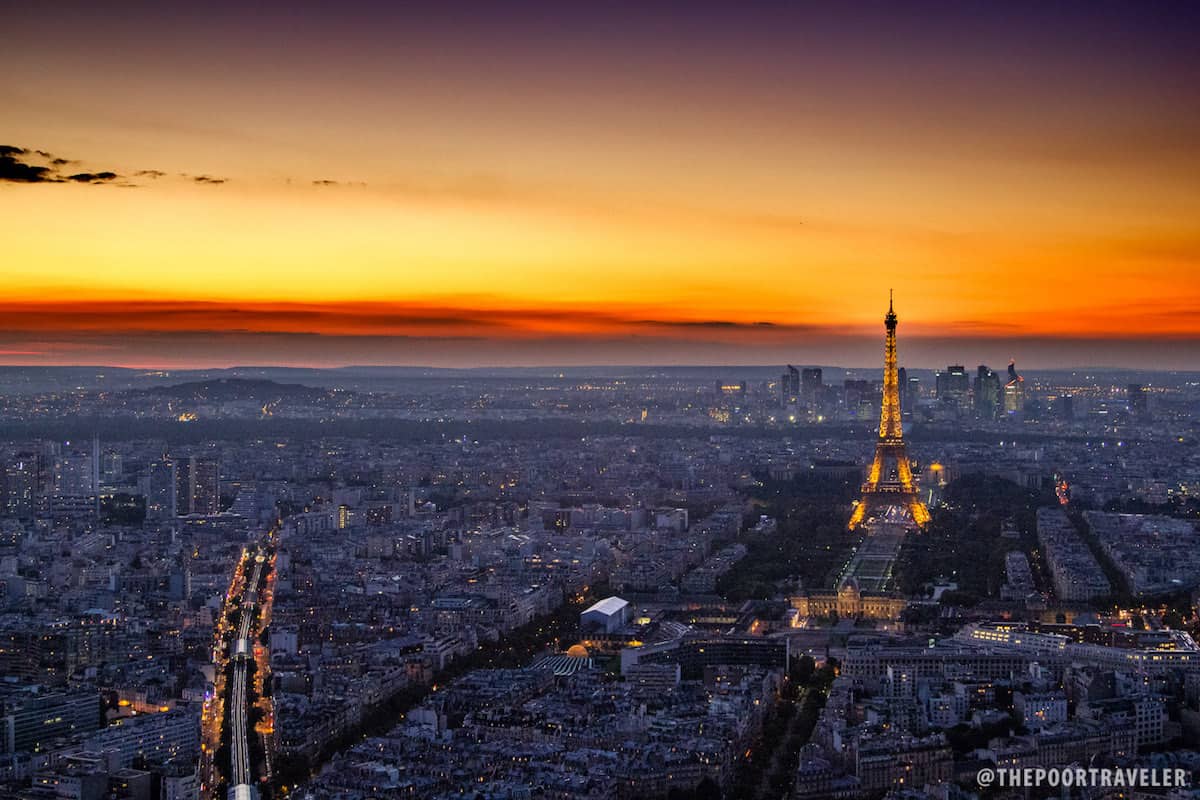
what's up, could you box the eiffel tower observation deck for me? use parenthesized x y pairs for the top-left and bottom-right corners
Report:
(848, 292), (931, 530)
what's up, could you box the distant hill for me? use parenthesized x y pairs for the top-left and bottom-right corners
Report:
(0, 364), (1196, 396)
(135, 378), (329, 403)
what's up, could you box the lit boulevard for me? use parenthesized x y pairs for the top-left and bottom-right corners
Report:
(202, 530), (278, 800)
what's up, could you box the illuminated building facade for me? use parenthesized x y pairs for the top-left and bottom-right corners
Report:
(780, 365), (800, 407)
(790, 580), (906, 621)
(1003, 360), (1025, 414)
(974, 365), (1001, 420)
(848, 294), (930, 529)
(935, 365), (968, 405)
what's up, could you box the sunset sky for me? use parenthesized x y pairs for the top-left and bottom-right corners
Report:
(3, 2), (1199, 368)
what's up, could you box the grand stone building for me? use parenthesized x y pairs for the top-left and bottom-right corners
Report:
(790, 579), (906, 622)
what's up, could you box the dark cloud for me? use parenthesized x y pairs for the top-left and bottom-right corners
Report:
(635, 319), (789, 331)
(0, 144), (129, 185)
(66, 171), (120, 183)
(0, 146), (60, 183)
(4, 145), (338, 189)
(0, 161), (56, 182)
(6, 146), (356, 189)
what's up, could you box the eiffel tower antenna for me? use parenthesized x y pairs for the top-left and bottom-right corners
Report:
(848, 294), (930, 529)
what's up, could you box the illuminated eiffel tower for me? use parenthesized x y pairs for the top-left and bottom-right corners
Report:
(848, 292), (931, 529)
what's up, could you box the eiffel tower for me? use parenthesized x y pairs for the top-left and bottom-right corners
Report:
(848, 292), (931, 529)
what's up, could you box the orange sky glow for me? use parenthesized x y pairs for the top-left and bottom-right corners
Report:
(2, 4), (1198, 368)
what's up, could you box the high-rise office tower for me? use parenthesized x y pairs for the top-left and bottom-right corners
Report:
(843, 379), (877, 421)
(897, 368), (919, 418)
(935, 365), (969, 404)
(1060, 393), (1074, 421)
(974, 365), (1000, 419)
(780, 365), (800, 407)
(141, 459), (175, 519)
(172, 456), (219, 516)
(1003, 360), (1024, 414)
(800, 367), (823, 413)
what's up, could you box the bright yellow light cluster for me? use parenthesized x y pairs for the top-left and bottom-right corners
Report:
(850, 298), (929, 530)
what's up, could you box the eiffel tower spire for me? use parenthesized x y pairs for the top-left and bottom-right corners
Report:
(848, 294), (930, 529)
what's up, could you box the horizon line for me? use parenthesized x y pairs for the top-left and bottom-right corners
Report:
(2, 362), (1197, 374)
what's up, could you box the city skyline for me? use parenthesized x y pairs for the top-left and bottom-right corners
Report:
(4, 2), (1200, 368)
(6, 8), (1200, 800)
